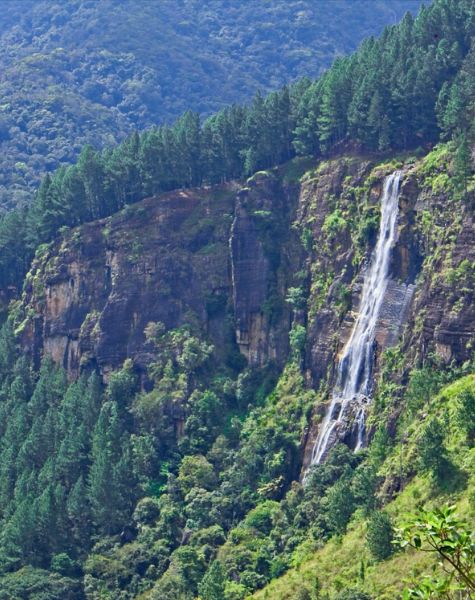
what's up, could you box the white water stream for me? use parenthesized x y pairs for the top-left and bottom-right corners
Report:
(309, 171), (402, 466)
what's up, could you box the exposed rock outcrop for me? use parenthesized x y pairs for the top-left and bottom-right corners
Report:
(18, 173), (301, 379)
(14, 152), (475, 466)
(20, 186), (239, 378)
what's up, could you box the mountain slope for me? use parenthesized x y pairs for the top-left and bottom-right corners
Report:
(0, 1), (474, 599)
(253, 373), (475, 599)
(3, 143), (474, 599)
(0, 0), (423, 207)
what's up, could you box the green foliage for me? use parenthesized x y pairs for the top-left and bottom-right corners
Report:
(88, 399), (136, 534)
(286, 287), (307, 310)
(396, 505), (475, 598)
(418, 417), (453, 485)
(289, 324), (307, 360)
(322, 210), (347, 238)
(406, 364), (448, 414)
(177, 455), (217, 495)
(300, 227), (314, 252)
(325, 474), (356, 535)
(244, 501), (280, 535)
(454, 387), (475, 444)
(0, 566), (84, 600)
(366, 511), (394, 561)
(199, 560), (226, 600)
(50, 553), (79, 577)
(0, 1), (421, 208)
(0, 336), (142, 588)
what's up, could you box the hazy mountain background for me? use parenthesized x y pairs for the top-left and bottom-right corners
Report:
(0, 0), (423, 208)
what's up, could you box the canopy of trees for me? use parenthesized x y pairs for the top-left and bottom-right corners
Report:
(0, 0), (422, 207)
(0, 0), (474, 294)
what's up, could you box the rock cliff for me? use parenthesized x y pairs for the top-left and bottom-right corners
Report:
(14, 151), (475, 460)
(17, 173), (301, 381)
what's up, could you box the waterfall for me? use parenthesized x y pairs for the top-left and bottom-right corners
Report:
(309, 171), (402, 467)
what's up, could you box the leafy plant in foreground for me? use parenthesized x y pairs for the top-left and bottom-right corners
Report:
(396, 505), (475, 599)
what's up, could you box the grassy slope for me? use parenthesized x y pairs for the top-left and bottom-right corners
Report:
(253, 375), (475, 599)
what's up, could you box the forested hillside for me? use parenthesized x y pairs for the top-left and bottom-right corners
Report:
(0, 0), (469, 293)
(0, 1), (474, 599)
(0, 0), (422, 207)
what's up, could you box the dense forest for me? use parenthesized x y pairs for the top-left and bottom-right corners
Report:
(0, 0), (474, 599)
(0, 0), (422, 207)
(0, 0), (471, 292)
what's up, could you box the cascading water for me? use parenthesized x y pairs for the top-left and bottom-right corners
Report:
(309, 171), (402, 467)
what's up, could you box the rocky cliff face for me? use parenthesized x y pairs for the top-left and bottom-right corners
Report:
(17, 173), (301, 381)
(230, 171), (302, 367)
(402, 170), (475, 365)
(19, 186), (237, 378)
(14, 150), (475, 461)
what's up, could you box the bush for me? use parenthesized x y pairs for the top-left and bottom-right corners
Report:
(366, 511), (394, 561)
(289, 324), (306, 359)
(177, 455), (216, 494)
(244, 501), (279, 535)
(50, 553), (80, 577)
(286, 287), (307, 309)
(322, 209), (347, 237)
(418, 417), (452, 484)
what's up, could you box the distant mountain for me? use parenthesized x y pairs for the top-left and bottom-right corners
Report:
(0, 0), (423, 208)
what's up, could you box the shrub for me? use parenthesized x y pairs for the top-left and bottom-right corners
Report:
(418, 417), (452, 484)
(366, 511), (394, 561)
(286, 286), (307, 309)
(289, 324), (306, 359)
(244, 501), (279, 535)
(322, 209), (347, 237)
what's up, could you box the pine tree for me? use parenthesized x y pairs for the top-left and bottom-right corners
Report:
(67, 475), (92, 548)
(317, 59), (351, 153)
(198, 560), (226, 600)
(419, 417), (451, 484)
(77, 145), (106, 219)
(174, 111), (202, 187)
(366, 511), (394, 561)
(441, 81), (466, 136)
(88, 401), (135, 534)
